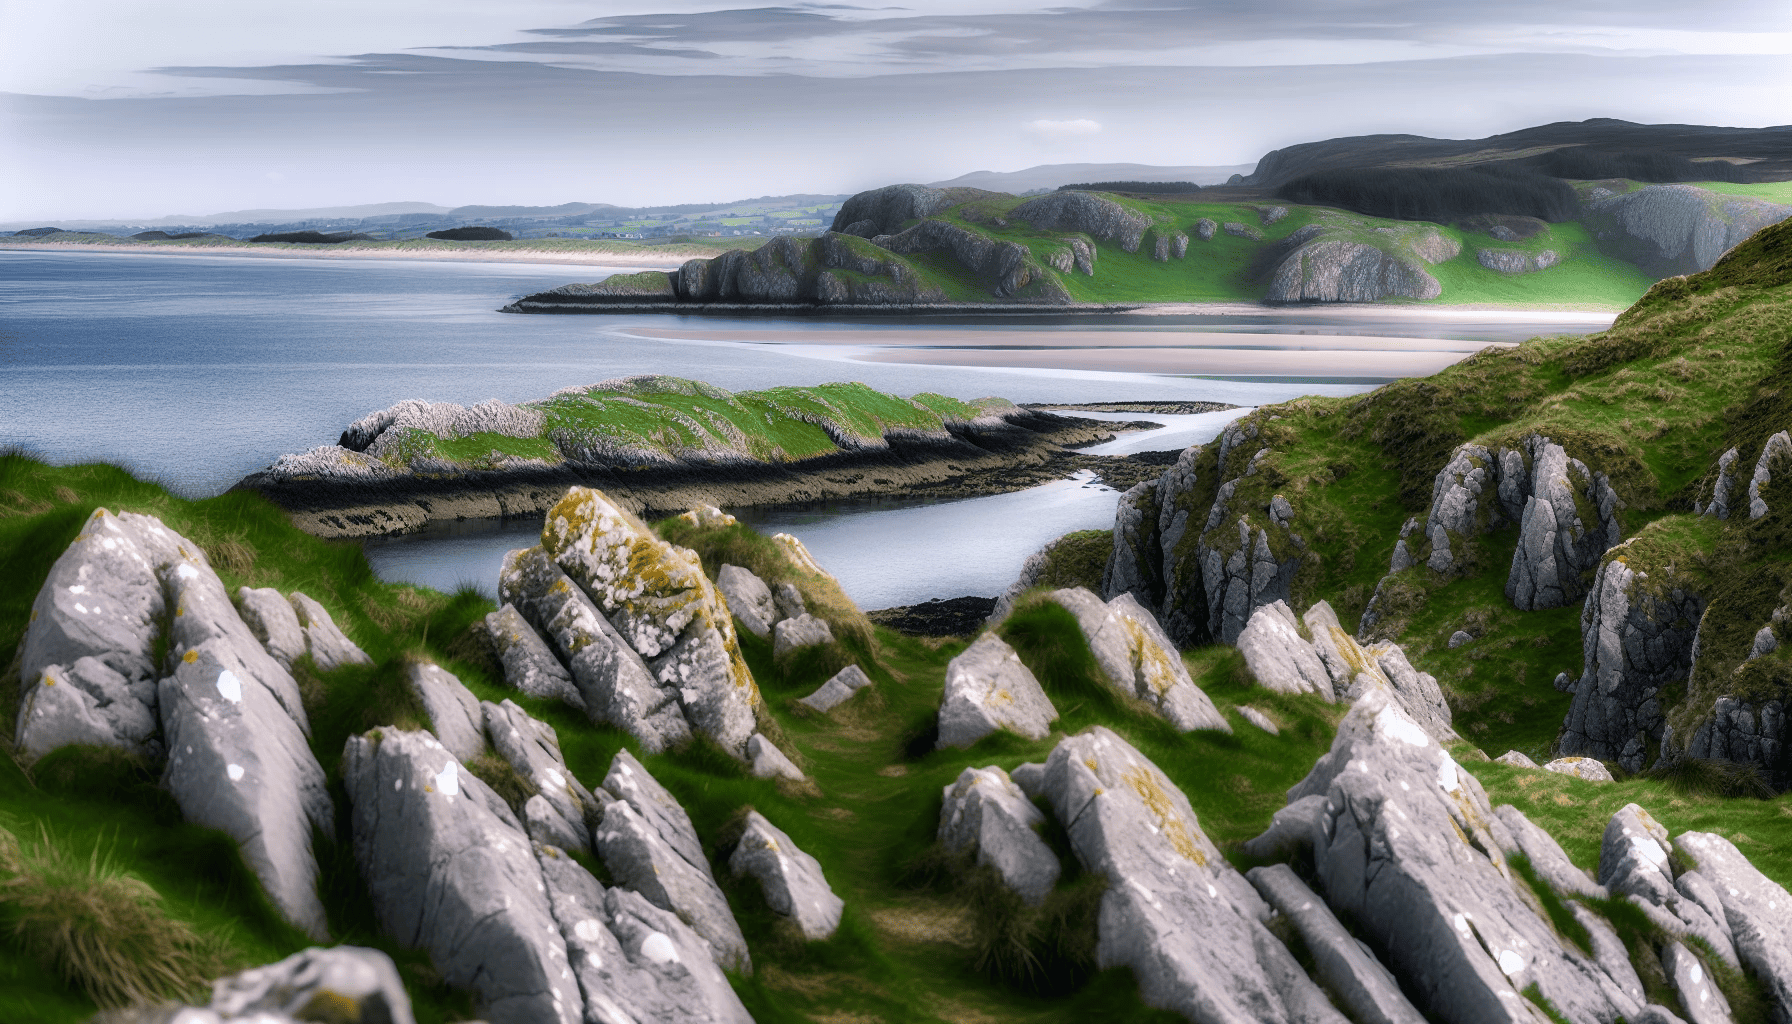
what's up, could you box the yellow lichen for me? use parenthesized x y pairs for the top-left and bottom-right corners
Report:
(182, 649), (198, 664)
(1122, 765), (1206, 865)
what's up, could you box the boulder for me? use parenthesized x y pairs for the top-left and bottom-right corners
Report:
(1748, 430), (1790, 520)
(236, 587), (307, 668)
(1266, 240), (1440, 303)
(1661, 940), (1731, 1024)
(1699, 448), (1740, 519)
(1507, 437), (1625, 611)
(797, 664), (874, 713)
(206, 946), (412, 1024)
(1587, 184), (1792, 276)
(1235, 600), (1333, 699)
(1676, 830), (1792, 1021)
(1490, 804), (1606, 901)
(1194, 218), (1217, 241)
(1477, 249), (1561, 274)
(1598, 803), (1677, 905)
(1495, 750), (1541, 769)
(483, 603), (582, 710)
(595, 750), (749, 970)
(483, 699), (597, 854)
(499, 545), (690, 754)
(342, 729), (583, 1024)
(165, 553), (308, 729)
(1263, 691), (1642, 1024)
(716, 564), (778, 640)
(772, 613), (834, 658)
(14, 656), (159, 761)
(772, 580), (807, 621)
(1448, 630), (1474, 648)
(937, 632), (1058, 749)
(535, 843), (753, 1024)
(1224, 221), (1265, 241)
(1260, 206), (1289, 225)
(829, 184), (955, 237)
(1559, 553), (1705, 772)
(1238, 706), (1279, 735)
(1010, 191), (1154, 252)
(1045, 587), (1229, 732)
(1039, 727), (1347, 1023)
(288, 593), (371, 672)
(541, 488), (761, 758)
(1543, 756), (1615, 782)
(1246, 864), (1428, 1024)
(939, 765), (1060, 906)
(729, 811), (844, 940)
(406, 661), (485, 763)
(746, 733), (805, 781)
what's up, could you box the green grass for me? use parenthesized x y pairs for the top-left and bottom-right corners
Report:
(1687, 180), (1792, 203)
(1427, 220), (1655, 309)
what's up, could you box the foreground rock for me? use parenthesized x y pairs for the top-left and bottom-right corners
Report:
(105, 946), (415, 1024)
(288, 592), (372, 671)
(484, 602), (583, 709)
(939, 765), (1060, 905)
(1246, 864), (1427, 1024)
(1586, 183), (1792, 276)
(937, 632), (1058, 748)
(484, 698), (598, 855)
(1236, 600), (1333, 699)
(405, 661), (485, 763)
(798, 663), (874, 712)
(729, 811), (844, 940)
(1045, 587), (1230, 732)
(1039, 726), (1350, 1023)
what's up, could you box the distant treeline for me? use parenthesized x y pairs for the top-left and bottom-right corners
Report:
(131, 231), (212, 240)
(1276, 166), (1579, 223)
(426, 226), (514, 241)
(1059, 181), (1202, 194)
(1520, 148), (1751, 183)
(249, 231), (376, 244)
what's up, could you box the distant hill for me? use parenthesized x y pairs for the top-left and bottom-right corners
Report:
(929, 163), (1255, 194)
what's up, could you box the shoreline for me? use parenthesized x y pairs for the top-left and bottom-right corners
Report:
(0, 240), (700, 268)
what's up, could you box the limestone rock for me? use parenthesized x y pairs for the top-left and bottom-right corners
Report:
(535, 843), (752, 1024)
(1267, 691), (1641, 1024)
(773, 613), (834, 658)
(207, 946), (413, 1024)
(1495, 750), (1540, 769)
(1044, 588), (1228, 732)
(1224, 221), (1265, 241)
(1559, 553), (1704, 772)
(342, 729), (582, 1024)
(939, 765), (1060, 906)
(1246, 864), (1428, 1024)
(1748, 430), (1790, 520)
(1260, 206), (1289, 225)
(1100, 480), (1162, 613)
(1491, 804), (1606, 901)
(937, 633), (1058, 748)
(1661, 940), (1732, 1024)
(541, 488), (760, 758)
(1238, 705), (1279, 735)
(1010, 191), (1154, 252)
(1555, 671), (1578, 693)
(596, 750), (749, 971)
(1676, 830), (1792, 1022)
(1701, 448), (1740, 519)
(483, 603), (582, 710)
(1448, 630), (1473, 648)
(1678, 697), (1786, 787)
(1544, 756), (1615, 782)
(236, 587), (306, 669)
(1238, 794), (1327, 861)
(1507, 436), (1623, 610)
(1236, 600), (1333, 699)
(406, 662), (485, 764)
(484, 698), (597, 854)
(747, 733), (805, 781)
(1599, 803), (1677, 906)
(1364, 641), (1457, 742)
(500, 545), (689, 754)
(797, 664), (874, 713)
(772, 580), (807, 621)
(730, 811), (843, 940)
(15, 657), (158, 761)
(1194, 218), (1217, 241)
(1200, 509), (1301, 646)
(1586, 184), (1792, 276)
(829, 184), (955, 237)
(287, 593), (371, 672)
(1040, 727), (1346, 1024)
(164, 552), (308, 729)
(716, 564), (778, 640)
(1571, 903), (1646, 1007)
(1477, 249), (1561, 273)
(870, 218), (1068, 299)
(1266, 240), (1440, 303)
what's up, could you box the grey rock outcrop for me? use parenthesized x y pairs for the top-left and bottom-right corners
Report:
(1699, 448), (1740, 518)
(746, 732), (805, 781)
(500, 545), (689, 753)
(542, 487), (761, 758)
(830, 184), (955, 237)
(343, 729), (583, 1024)
(937, 632), (1058, 748)
(798, 663), (874, 713)
(1676, 830), (1792, 1022)
(206, 946), (413, 1024)
(1661, 940), (1732, 1024)
(939, 765), (1060, 906)
(1748, 430), (1790, 520)
(716, 563), (778, 640)
(1246, 864), (1428, 1024)
(1496, 749), (1540, 768)
(484, 603), (582, 709)
(484, 698), (597, 854)
(1508, 436), (1624, 611)
(536, 844), (753, 1024)
(1040, 726), (1348, 1023)
(1236, 600), (1333, 699)
(339, 397), (545, 454)
(729, 811), (844, 940)
(288, 592), (371, 671)
(1224, 221), (1264, 241)
(1194, 218), (1217, 241)
(870, 217), (1067, 299)
(406, 661), (485, 763)
(1596, 804), (1742, 979)
(1267, 240), (1441, 303)
(1543, 756), (1615, 782)
(595, 749), (750, 971)
(1363, 641), (1457, 742)
(1011, 191), (1155, 252)
(1478, 249), (1561, 273)
(1045, 587), (1229, 732)
(236, 587), (306, 668)
(1491, 803), (1606, 901)
(1301, 600), (1456, 742)
(1559, 551), (1705, 771)
(772, 613), (834, 657)
(15, 656), (159, 761)
(1261, 691), (1642, 1024)
(1677, 697), (1786, 787)
(1587, 184), (1792, 276)
(772, 579), (807, 621)
(1260, 206), (1289, 225)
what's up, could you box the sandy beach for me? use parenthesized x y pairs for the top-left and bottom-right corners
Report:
(0, 239), (695, 268)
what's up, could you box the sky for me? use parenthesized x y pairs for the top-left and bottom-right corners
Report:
(2, 0), (1789, 222)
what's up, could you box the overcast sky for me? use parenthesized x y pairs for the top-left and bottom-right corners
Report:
(2, 0), (1788, 221)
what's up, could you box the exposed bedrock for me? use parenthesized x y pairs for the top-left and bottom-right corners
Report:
(1676, 697), (1788, 788)
(1008, 190), (1155, 252)
(1586, 184), (1792, 277)
(1478, 248), (1561, 274)
(939, 764), (1060, 906)
(1044, 587), (1229, 732)
(1265, 239), (1442, 303)
(870, 218), (1070, 300)
(937, 632), (1058, 748)
(728, 810), (844, 941)
(829, 183), (957, 237)
(1558, 551), (1706, 772)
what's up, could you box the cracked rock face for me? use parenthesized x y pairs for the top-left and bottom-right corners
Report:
(1236, 600), (1334, 700)
(1748, 430), (1790, 520)
(406, 661), (485, 764)
(343, 728), (584, 1024)
(1678, 697), (1787, 789)
(1676, 830), (1792, 1021)
(1047, 587), (1229, 732)
(483, 602), (582, 710)
(1699, 448), (1740, 519)
(236, 587), (307, 669)
(1271, 692), (1640, 1024)
(1010, 191), (1154, 252)
(288, 592), (372, 672)
(716, 563), (778, 640)
(1586, 184), (1792, 276)
(483, 698), (598, 855)
(939, 765), (1060, 906)
(729, 810), (844, 940)
(1506, 436), (1624, 611)
(937, 632), (1058, 748)
(1039, 726), (1347, 1023)
(1559, 550), (1705, 772)
(1266, 239), (1442, 303)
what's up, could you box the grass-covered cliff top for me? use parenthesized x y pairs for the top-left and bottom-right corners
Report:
(327, 376), (1022, 473)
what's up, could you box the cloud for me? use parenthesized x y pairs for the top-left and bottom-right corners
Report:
(1025, 118), (1102, 139)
